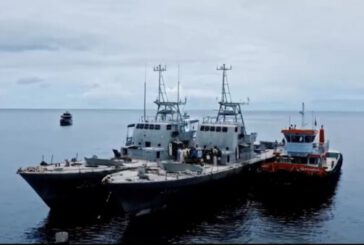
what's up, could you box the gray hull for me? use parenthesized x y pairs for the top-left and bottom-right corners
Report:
(107, 165), (245, 215)
(19, 169), (119, 211)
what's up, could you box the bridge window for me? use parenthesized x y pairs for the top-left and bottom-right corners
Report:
(204, 126), (210, 131)
(216, 126), (221, 132)
(326, 152), (339, 158)
(285, 135), (290, 142)
(309, 158), (317, 164)
(144, 124), (149, 129)
(139, 124), (144, 129)
(235, 127), (238, 132)
(222, 127), (228, 132)
(136, 124), (141, 129)
(155, 125), (161, 130)
(292, 156), (306, 164)
(166, 124), (172, 130)
(145, 141), (151, 147)
(210, 126), (215, 132)
(304, 135), (315, 142)
(291, 135), (304, 143)
(149, 124), (155, 130)
(200, 125), (205, 131)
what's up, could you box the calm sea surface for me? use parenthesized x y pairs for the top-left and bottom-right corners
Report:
(0, 109), (363, 243)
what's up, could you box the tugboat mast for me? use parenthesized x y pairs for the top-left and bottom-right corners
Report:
(143, 64), (147, 121)
(299, 102), (306, 128)
(215, 64), (248, 131)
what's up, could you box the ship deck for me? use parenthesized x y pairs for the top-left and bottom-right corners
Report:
(17, 159), (158, 175)
(104, 149), (275, 184)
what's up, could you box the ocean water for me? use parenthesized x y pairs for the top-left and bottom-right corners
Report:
(0, 109), (363, 243)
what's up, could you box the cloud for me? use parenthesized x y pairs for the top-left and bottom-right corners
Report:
(90, 83), (100, 89)
(1, 0), (364, 110)
(81, 82), (133, 100)
(16, 76), (44, 85)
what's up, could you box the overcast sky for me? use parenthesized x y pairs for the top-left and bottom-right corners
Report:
(0, 0), (363, 111)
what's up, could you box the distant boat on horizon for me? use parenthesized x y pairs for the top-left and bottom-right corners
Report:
(60, 111), (72, 126)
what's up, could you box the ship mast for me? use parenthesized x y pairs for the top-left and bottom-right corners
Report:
(299, 102), (306, 128)
(153, 64), (185, 122)
(177, 64), (180, 122)
(215, 64), (248, 132)
(143, 64), (147, 121)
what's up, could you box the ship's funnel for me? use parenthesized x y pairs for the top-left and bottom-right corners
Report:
(319, 125), (325, 144)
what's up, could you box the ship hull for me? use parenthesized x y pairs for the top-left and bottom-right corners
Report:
(19, 170), (118, 211)
(255, 153), (343, 188)
(107, 165), (247, 216)
(60, 119), (72, 126)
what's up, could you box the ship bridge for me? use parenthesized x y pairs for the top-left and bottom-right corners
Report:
(282, 127), (329, 158)
(281, 103), (330, 156)
(195, 64), (256, 163)
(122, 64), (198, 162)
(282, 128), (318, 156)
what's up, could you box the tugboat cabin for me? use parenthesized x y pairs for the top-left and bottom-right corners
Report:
(282, 128), (318, 155)
(278, 126), (329, 166)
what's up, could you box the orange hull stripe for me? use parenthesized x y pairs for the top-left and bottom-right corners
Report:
(282, 129), (317, 135)
(261, 162), (326, 176)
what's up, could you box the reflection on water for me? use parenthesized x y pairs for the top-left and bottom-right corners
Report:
(25, 175), (340, 244)
(121, 190), (252, 244)
(252, 182), (337, 221)
(25, 209), (127, 244)
(247, 173), (341, 243)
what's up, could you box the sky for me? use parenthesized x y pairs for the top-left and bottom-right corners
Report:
(0, 0), (364, 111)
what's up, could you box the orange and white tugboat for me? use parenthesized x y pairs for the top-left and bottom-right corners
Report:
(258, 103), (343, 187)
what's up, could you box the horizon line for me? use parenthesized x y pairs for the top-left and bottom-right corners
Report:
(0, 107), (363, 113)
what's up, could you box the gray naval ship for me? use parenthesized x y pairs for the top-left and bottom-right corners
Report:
(103, 64), (276, 216)
(121, 64), (198, 162)
(17, 64), (198, 211)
